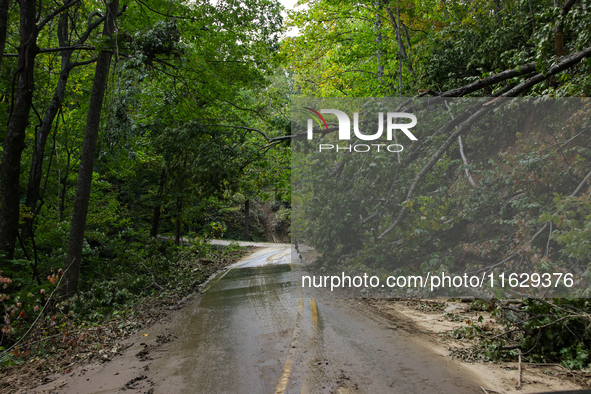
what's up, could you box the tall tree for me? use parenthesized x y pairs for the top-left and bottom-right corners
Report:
(62, 0), (119, 297)
(0, 0), (81, 260)
(22, 10), (104, 239)
(0, 0), (9, 69)
(0, 0), (38, 260)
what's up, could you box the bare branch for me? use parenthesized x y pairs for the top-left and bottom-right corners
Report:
(70, 57), (99, 68)
(571, 168), (591, 196)
(75, 12), (106, 45)
(378, 44), (591, 239)
(135, 0), (195, 20)
(199, 124), (305, 143)
(37, 0), (82, 31)
(5, 45), (95, 57)
(458, 135), (478, 187)
(40, 45), (95, 53)
(439, 62), (536, 98)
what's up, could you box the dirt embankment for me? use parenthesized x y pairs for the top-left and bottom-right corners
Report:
(363, 299), (589, 393)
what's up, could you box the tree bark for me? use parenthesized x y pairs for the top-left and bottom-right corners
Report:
(58, 141), (73, 221)
(401, 21), (411, 52)
(150, 169), (167, 238)
(174, 196), (182, 246)
(375, 0), (383, 81)
(396, 0), (403, 90)
(23, 10), (106, 239)
(555, 0), (578, 56)
(62, 0), (119, 297)
(0, 0), (38, 260)
(244, 199), (250, 240)
(151, 205), (162, 238)
(384, 1), (407, 59)
(0, 0), (9, 70)
(458, 135), (477, 187)
(384, 0), (414, 75)
(22, 12), (73, 240)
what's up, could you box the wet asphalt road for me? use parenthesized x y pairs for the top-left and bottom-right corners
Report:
(145, 245), (483, 393)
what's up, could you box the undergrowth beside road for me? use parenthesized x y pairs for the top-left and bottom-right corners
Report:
(0, 236), (250, 391)
(366, 298), (591, 389)
(448, 298), (591, 371)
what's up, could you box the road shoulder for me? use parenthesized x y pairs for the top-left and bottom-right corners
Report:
(362, 298), (586, 393)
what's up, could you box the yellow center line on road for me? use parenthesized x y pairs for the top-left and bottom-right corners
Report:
(310, 298), (318, 332)
(277, 278), (321, 393)
(276, 301), (320, 393)
(300, 298), (318, 394)
(216, 267), (233, 281)
(275, 357), (294, 394)
(276, 279), (306, 394)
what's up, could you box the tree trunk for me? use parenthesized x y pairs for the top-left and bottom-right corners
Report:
(396, 0), (402, 93)
(58, 144), (72, 221)
(0, 0), (38, 260)
(62, 0), (119, 298)
(151, 206), (162, 238)
(375, 0), (383, 81)
(23, 12), (73, 240)
(401, 22), (412, 54)
(174, 196), (182, 246)
(384, 0), (414, 75)
(150, 169), (166, 238)
(0, 0), (9, 69)
(244, 199), (250, 240)
(555, 0), (578, 56)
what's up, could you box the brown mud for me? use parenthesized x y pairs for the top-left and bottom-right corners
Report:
(363, 298), (589, 393)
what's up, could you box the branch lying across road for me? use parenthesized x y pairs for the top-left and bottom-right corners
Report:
(378, 44), (591, 239)
(208, 47), (591, 152)
(438, 62), (537, 98)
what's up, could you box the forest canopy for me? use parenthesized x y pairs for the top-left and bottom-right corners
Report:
(0, 0), (290, 349)
(285, 0), (591, 368)
(0, 0), (591, 373)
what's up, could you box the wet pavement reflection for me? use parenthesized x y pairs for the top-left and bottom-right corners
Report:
(149, 245), (483, 394)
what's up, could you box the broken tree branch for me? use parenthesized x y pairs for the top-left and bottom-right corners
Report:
(378, 45), (591, 239)
(571, 168), (591, 196)
(458, 135), (477, 187)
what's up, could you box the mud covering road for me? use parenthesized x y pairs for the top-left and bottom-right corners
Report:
(30, 245), (485, 393)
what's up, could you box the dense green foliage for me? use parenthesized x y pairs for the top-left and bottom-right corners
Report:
(0, 0), (590, 374)
(286, 0), (591, 368)
(0, 236), (250, 367)
(0, 0), (291, 355)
